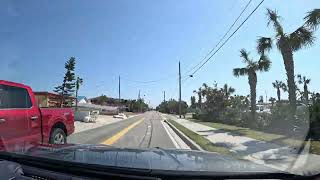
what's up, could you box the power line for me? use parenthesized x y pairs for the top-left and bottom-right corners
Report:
(184, 0), (253, 75)
(190, 0), (265, 76)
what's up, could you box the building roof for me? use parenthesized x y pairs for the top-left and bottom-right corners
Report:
(77, 96), (87, 101)
(34, 91), (76, 99)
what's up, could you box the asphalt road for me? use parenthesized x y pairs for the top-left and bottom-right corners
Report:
(68, 111), (176, 149)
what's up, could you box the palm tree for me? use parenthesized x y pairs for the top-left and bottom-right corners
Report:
(269, 97), (276, 107)
(75, 76), (83, 111)
(257, 9), (320, 113)
(272, 80), (287, 101)
(297, 74), (311, 104)
(190, 96), (196, 109)
(233, 49), (271, 124)
(193, 87), (202, 109)
(222, 84), (235, 99)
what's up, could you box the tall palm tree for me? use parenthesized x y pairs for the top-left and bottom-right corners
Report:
(200, 83), (209, 105)
(297, 74), (311, 104)
(190, 96), (196, 109)
(257, 8), (320, 113)
(75, 76), (83, 111)
(223, 84), (235, 99)
(193, 87), (202, 109)
(272, 80), (287, 101)
(233, 49), (271, 123)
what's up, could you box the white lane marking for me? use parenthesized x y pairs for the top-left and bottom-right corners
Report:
(161, 120), (180, 149)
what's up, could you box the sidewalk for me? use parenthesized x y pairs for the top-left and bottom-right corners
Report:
(168, 115), (320, 174)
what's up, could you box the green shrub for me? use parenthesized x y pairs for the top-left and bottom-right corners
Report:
(309, 101), (320, 139)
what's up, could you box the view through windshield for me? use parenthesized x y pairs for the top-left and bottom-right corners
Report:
(1, 0), (320, 177)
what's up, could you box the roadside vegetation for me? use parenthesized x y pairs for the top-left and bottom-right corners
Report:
(156, 99), (188, 115)
(167, 119), (233, 156)
(158, 8), (320, 152)
(191, 120), (320, 155)
(90, 95), (149, 112)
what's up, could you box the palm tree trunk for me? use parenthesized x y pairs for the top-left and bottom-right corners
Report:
(75, 88), (78, 111)
(277, 88), (281, 101)
(304, 84), (308, 104)
(198, 93), (202, 109)
(279, 37), (296, 113)
(248, 72), (257, 127)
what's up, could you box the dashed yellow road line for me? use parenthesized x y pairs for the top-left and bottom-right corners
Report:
(101, 118), (144, 145)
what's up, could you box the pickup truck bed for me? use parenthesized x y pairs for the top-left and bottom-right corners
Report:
(40, 108), (75, 143)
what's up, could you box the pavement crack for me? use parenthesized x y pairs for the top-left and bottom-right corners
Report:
(138, 115), (153, 148)
(147, 114), (154, 148)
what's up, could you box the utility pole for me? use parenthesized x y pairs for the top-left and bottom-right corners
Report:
(118, 75), (121, 113)
(179, 61), (182, 118)
(163, 91), (166, 102)
(138, 90), (141, 113)
(265, 90), (268, 103)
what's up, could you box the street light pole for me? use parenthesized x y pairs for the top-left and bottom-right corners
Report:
(179, 61), (182, 118)
(118, 75), (121, 113)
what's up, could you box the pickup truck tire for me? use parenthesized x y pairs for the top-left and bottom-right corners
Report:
(49, 128), (67, 144)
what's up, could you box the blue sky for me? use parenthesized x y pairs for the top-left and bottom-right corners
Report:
(1, 0), (319, 107)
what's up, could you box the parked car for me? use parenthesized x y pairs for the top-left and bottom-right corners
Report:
(0, 80), (75, 150)
(113, 113), (127, 119)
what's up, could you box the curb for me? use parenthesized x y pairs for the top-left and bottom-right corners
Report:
(164, 119), (203, 151)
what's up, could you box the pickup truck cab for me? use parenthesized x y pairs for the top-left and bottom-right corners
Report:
(0, 80), (74, 150)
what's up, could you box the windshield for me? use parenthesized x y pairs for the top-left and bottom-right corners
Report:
(0, 0), (320, 177)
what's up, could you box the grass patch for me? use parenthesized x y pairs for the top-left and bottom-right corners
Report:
(191, 119), (320, 155)
(123, 112), (139, 116)
(194, 120), (283, 142)
(167, 119), (233, 156)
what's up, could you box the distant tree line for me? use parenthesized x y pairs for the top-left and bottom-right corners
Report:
(156, 99), (188, 115)
(90, 95), (149, 112)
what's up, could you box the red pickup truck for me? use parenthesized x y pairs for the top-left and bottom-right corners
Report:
(0, 80), (74, 149)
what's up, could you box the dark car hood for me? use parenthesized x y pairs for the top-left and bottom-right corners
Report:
(18, 144), (279, 173)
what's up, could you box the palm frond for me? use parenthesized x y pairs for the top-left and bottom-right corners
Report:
(257, 54), (271, 72)
(233, 68), (248, 77)
(289, 26), (315, 51)
(272, 80), (281, 88)
(297, 74), (302, 78)
(281, 82), (288, 92)
(257, 37), (273, 55)
(304, 9), (320, 30)
(223, 84), (228, 90)
(272, 82), (277, 88)
(306, 79), (311, 84)
(239, 49), (251, 63)
(266, 8), (284, 36)
(297, 74), (302, 84)
(229, 87), (235, 94)
(202, 83), (208, 89)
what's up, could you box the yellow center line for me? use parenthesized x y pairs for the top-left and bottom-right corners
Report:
(101, 118), (144, 145)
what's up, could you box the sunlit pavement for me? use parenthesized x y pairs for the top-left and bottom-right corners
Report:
(169, 116), (320, 174)
(68, 111), (188, 149)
